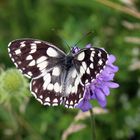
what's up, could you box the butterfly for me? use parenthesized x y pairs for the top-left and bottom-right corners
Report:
(8, 39), (108, 108)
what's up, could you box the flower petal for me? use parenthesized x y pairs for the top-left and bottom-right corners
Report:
(98, 99), (107, 107)
(75, 99), (92, 112)
(102, 85), (110, 96)
(108, 55), (116, 63)
(86, 44), (92, 48)
(105, 82), (119, 88)
(95, 88), (106, 101)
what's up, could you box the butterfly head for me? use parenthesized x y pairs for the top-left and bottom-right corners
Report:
(71, 46), (80, 54)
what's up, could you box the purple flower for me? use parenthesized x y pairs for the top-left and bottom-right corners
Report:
(73, 45), (119, 112)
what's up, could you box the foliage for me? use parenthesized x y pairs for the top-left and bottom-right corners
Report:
(0, 0), (140, 140)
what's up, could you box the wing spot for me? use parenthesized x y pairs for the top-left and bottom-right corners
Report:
(44, 102), (50, 106)
(79, 93), (83, 99)
(37, 98), (43, 104)
(90, 48), (95, 51)
(59, 85), (63, 93)
(17, 61), (21, 64)
(14, 63), (18, 67)
(39, 95), (43, 99)
(8, 48), (10, 52)
(43, 74), (51, 90)
(74, 77), (80, 93)
(20, 44), (25, 48)
(86, 67), (90, 74)
(28, 71), (33, 76)
(66, 100), (69, 104)
(77, 52), (85, 61)
(30, 49), (36, 54)
(31, 43), (37, 50)
(15, 49), (21, 55)
(72, 69), (77, 78)
(85, 79), (89, 84)
(26, 55), (33, 60)
(32, 81), (36, 85)
(98, 59), (103, 65)
(9, 53), (12, 57)
(45, 97), (50, 102)
(8, 42), (12, 47)
(34, 41), (41, 44)
(80, 66), (85, 76)
(37, 61), (48, 70)
(31, 92), (37, 98)
(98, 51), (102, 57)
(20, 41), (25, 44)
(47, 83), (54, 91)
(82, 61), (87, 70)
(69, 106), (73, 108)
(52, 103), (58, 106)
(34, 88), (38, 92)
(53, 98), (58, 103)
(11, 58), (15, 62)
(46, 47), (58, 57)
(52, 67), (60, 76)
(24, 74), (30, 78)
(54, 82), (60, 93)
(65, 104), (68, 108)
(89, 63), (94, 69)
(66, 84), (72, 95)
(70, 101), (74, 105)
(90, 56), (94, 62)
(36, 56), (47, 64)
(96, 73), (99, 77)
(29, 60), (35, 66)
(72, 86), (75, 93)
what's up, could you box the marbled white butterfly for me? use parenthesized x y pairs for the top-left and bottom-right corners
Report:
(8, 39), (108, 108)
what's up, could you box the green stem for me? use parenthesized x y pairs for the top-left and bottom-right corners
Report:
(89, 109), (96, 140)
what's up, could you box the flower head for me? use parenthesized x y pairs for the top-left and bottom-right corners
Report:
(73, 45), (119, 112)
(0, 69), (28, 103)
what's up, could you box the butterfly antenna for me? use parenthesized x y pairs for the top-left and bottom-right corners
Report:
(73, 31), (94, 47)
(62, 39), (71, 51)
(51, 28), (71, 51)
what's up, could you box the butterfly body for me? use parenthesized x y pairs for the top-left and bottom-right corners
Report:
(8, 39), (108, 108)
(62, 55), (74, 70)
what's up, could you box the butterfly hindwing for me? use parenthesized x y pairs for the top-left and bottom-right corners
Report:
(31, 77), (63, 106)
(64, 84), (85, 108)
(8, 39), (66, 78)
(73, 47), (108, 85)
(30, 70), (85, 108)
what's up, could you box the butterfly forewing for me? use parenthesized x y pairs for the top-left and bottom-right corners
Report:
(8, 39), (66, 78)
(73, 47), (108, 85)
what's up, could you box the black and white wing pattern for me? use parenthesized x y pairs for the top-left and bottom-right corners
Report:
(8, 39), (66, 78)
(8, 38), (108, 109)
(30, 76), (85, 108)
(8, 39), (85, 108)
(73, 47), (108, 85)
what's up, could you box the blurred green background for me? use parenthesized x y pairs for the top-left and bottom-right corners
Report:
(0, 0), (140, 140)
